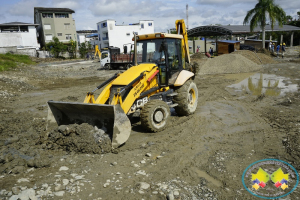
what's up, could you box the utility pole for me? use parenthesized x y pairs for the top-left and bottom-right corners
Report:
(186, 4), (188, 30)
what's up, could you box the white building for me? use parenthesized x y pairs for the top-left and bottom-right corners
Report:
(96, 19), (154, 51)
(76, 30), (97, 45)
(0, 22), (40, 48)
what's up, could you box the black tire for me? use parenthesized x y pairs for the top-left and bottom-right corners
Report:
(104, 63), (111, 70)
(140, 100), (170, 132)
(173, 80), (198, 116)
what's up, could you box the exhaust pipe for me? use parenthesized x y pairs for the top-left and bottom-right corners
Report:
(133, 32), (138, 66)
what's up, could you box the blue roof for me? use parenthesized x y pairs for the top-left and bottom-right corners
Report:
(218, 40), (240, 44)
(86, 33), (98, 38)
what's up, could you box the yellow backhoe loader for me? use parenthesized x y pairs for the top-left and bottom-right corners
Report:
(47, 19), (199, 148)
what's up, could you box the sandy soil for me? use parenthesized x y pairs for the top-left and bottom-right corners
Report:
(0, 50), (300, 200)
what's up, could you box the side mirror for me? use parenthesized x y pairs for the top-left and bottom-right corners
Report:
(124, 46), (128, 54)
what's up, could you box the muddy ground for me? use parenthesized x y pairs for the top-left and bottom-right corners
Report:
(0, 50), (300, 200)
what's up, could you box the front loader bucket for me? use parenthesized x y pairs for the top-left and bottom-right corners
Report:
(47, 101), (131, 148)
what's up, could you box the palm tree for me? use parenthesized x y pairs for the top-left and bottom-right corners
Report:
(243, 0), (286, 49)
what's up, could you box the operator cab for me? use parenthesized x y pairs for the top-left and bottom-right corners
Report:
(135, 33), (185, 86)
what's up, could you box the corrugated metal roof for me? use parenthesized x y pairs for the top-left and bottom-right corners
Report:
(219, 25), (300, 33)
(86, 33), (98, 38)
(188, 24), (300, 37)
(218, 40), (240, 44)
(0, 22), (39, 26)
(34, 7), (75, 13)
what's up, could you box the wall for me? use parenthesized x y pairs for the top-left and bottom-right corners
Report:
(0, 26), (39, 48)
(16, 48), (37, 57)
(188, 40), (215, 53)
(0, 46), (36, 57)
(0, 46), (17, 54)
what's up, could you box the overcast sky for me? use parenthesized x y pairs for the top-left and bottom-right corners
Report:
(0, 0), (299, 32)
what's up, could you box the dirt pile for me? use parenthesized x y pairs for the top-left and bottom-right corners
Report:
(47, 123), (111, 154)
(199, 53), (261, 75)
(232, 50), (276, 65)
(190, 52), (208, 59)
(0, 112), (52, 174)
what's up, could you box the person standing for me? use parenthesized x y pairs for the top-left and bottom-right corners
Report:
(276, 44), (281, 57)
(196, 45), (200, 53)
(209, 47), (214, 56)
(282, 43), (286, 58)
(271, 43), (275, 53)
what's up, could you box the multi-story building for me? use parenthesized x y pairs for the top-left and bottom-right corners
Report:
(34, 7), (77, 48)
(96, 20), (154, 51)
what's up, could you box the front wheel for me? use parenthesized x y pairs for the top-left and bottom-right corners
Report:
(104, 63), (111, 70)
(140, 100), (170, 132)
(173, 80), (198, 116)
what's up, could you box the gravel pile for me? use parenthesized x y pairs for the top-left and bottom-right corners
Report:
(232, 50), (276, 64)
(199, 53), (261, 75)
(191, 52), (207, 59)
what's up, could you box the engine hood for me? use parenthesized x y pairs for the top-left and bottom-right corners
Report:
(111, 63), (157, 86)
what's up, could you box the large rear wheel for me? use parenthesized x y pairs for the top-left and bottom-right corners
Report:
(140, 100), (170, 132)
(173, 80), (198, 116)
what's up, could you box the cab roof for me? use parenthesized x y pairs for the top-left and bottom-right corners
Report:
(134, 32), (183, 41)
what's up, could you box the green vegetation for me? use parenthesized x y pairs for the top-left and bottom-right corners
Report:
(78, 42), (92, 58)
(68, 39), (77, 58)
(47, 36), (68, 58)
(243, 0), (286, 49)
(0, 53), (35, 71)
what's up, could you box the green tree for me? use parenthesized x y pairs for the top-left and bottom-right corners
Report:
(243, 0), (286, 49)
(68, 39), (77, 58)
(79, 42), (88, 58)
(47, 37), (67, 58)
(285, 15), (293, 24)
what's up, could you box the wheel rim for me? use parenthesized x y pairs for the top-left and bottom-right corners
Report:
(154, 110), (163, 123)
(151, 106), (168, 129)
(188, 88), (196, 105)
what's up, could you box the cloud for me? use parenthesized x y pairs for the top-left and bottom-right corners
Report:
(52, 0), (82, 10)
(196, 0), (255, 6)
(88, 0), (162, 17)
(8, 0), (40, 17)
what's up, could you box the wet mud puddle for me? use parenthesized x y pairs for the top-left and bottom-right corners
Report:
(226, 73), (298, 97)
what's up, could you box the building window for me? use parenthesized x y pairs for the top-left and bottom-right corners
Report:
(101, 22), (107, 28)
(19, 26), (28, 32)
(44, 24), (51, 30)
(97, 25), (100, 31)
(64, 23), (70, 29)
(66, 34), (72, 40)
(45, 34), (53, 41)
(98, 34), (101, 41)
(55, 13), (69, 18)
(57, 33), (62, 36)
(126, 33), (130, 36)
(42, 13), (53, 18)
(141, 23), (144, 29)
(148, 22), (152, 26)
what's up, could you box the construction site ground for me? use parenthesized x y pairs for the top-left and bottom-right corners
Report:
(0, 48), (300, 199)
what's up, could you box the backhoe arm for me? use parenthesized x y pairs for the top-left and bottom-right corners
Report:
(175, 19), (190, 64)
